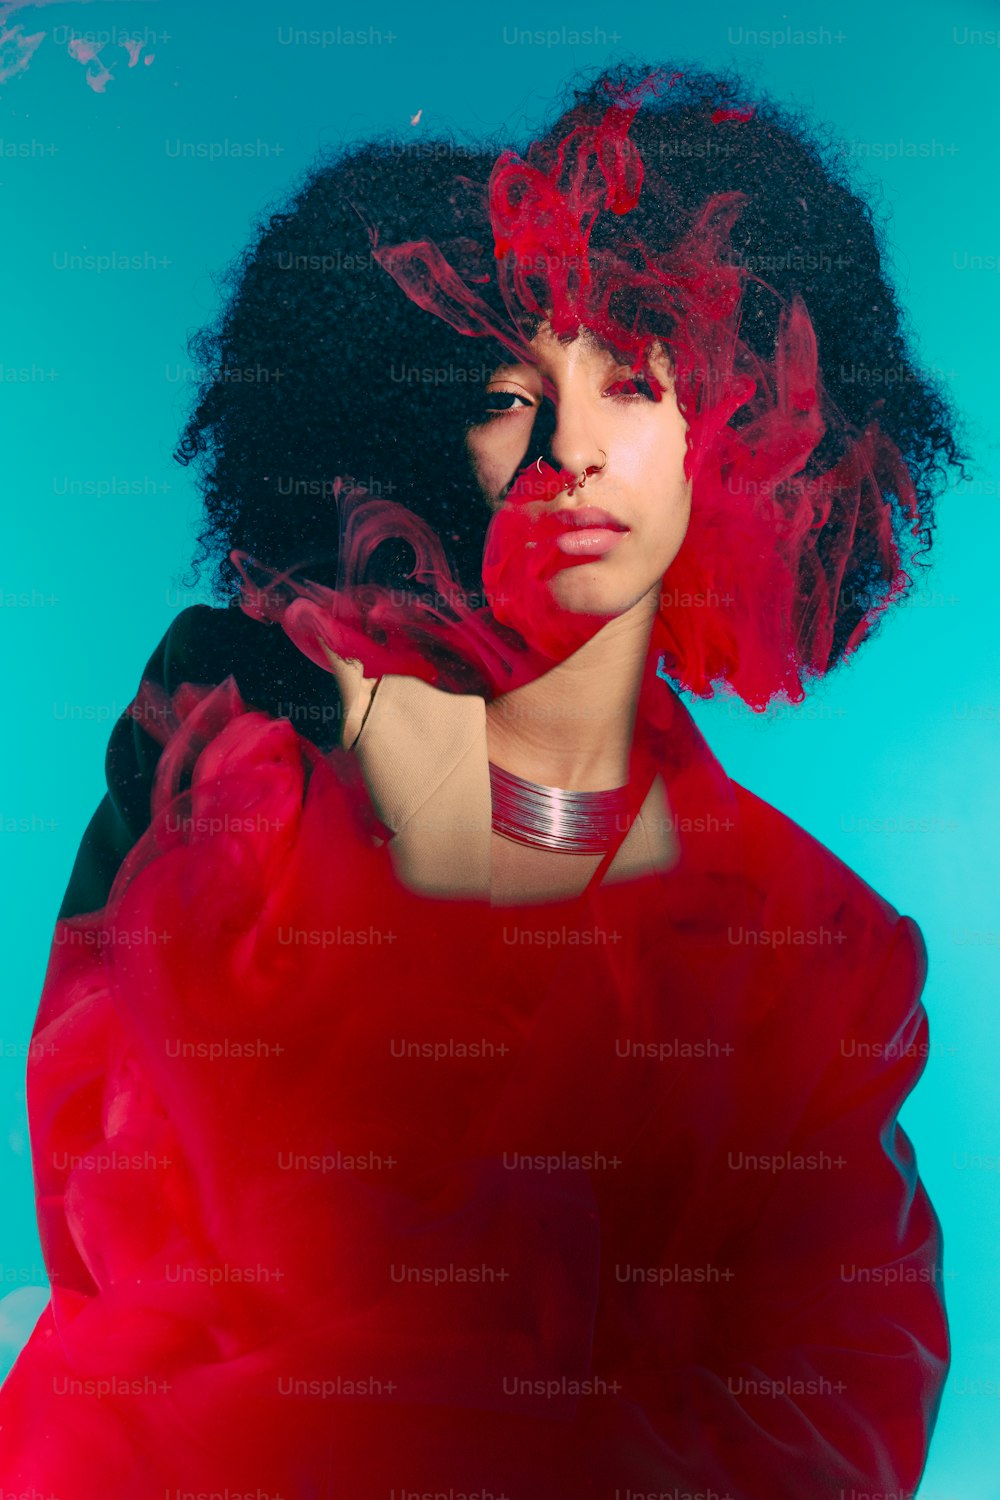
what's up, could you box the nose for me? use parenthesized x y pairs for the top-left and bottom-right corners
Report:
(527, 388), (606, 491)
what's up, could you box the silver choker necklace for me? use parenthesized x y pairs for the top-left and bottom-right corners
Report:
(488, 760), (631, 855)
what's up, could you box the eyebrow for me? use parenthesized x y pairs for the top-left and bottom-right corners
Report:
(489, 326), (630, 376)
(572, 325), (610, 353)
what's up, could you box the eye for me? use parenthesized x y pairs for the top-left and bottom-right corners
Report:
(467, 389), (536, 426)
(606, 371), (664, 402)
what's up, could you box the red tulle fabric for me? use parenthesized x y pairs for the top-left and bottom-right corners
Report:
(0, 644), (948, 1496)
(369, 68), (924, 709)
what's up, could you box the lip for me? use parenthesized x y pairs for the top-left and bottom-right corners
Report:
(549, 505), (629, 533)
(553, 526), (629, 558)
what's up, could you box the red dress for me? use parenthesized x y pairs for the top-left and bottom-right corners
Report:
(0, 641), (948, 1497)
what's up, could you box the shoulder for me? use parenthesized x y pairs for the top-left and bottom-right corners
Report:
(58, 605), (343, 922)
(105, 602), (343, 844)
(722, 782), (931, 1092)
(731, 779), (902, 922)
(155, 603), (298, 694)
(728, 777), (926, 976)
(125, 603), (344, 747)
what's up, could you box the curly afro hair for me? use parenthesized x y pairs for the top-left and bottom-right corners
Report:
(174, 59), (967, 704)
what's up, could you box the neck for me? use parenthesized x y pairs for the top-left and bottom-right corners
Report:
(485, 594), (657, 790)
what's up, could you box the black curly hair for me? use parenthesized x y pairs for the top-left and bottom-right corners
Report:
(174, 58), (967, 681)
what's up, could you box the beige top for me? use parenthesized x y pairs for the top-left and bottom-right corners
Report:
(320, 646), (680, 903)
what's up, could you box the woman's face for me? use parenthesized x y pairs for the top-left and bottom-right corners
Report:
(465, 321), (692, 624)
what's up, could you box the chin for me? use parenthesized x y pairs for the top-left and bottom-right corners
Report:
(547, 566), (651, 619)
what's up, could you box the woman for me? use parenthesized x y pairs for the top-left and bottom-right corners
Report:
(1, 63), (962, 1498)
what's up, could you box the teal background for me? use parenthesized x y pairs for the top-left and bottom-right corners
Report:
(2, 1), (997, 1493)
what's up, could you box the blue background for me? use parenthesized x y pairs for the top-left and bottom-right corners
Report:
(2, 1), (997, 1493)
